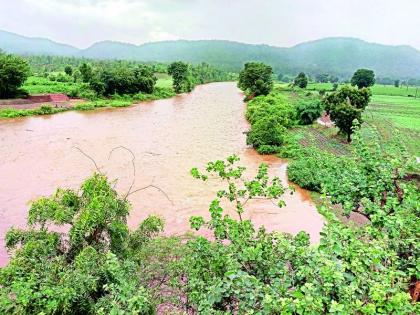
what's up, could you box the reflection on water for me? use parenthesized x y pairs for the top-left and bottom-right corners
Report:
(0, 82), (324, 266)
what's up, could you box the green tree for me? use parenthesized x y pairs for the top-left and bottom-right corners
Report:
(91, 65), (157, 96)
(394, 79), (400, 87)
(72, 69), (82, 83)
(323, 85), (371, 113)
(294, 72), (308, 88)
(315, 73), (329, 83)
(238, 62), (273, 97)
(168, 61), (194, 93)
(0, 174), (162, 314)
(351, 68), (375, 89)
(0, 52), (30, 98)
(330, 102), (362, 142)
(64, 65), (73, 76)
(323, 85), (371, 142)
(79, 62), (93, 83)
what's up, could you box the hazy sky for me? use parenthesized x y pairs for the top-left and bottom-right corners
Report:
(1, 0), (419, 49)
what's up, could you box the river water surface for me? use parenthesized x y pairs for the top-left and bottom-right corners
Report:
(0, 82), (324, 265)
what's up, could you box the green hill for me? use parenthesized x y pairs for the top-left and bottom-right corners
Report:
(0, 30), (79, 56)
(1, 29), (420, 78)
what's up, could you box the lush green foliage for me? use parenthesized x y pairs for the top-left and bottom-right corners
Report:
(323, 85), (371, 141)
(296, 99), (323, 124)
(90, 64), (157, 96)
(238, 62), (273, 97)
(367, 95), (420, 130)
(0, 87), (176, 118)
(0, 52), (30, 98)
(351, 69), (375, 89)
(64, 65), (73, 76)
(245, 91), (296, 153)
(294, 72), (308, 89)
(168, 61), (194, 93)
(0, 144), (418, 314)
(183, 152), (419, 313)
(330, 103), (363, 142)
(79, 62), (94, 83)
(191, 62), (234, 84)
(22, 76), (92, 98)
(0, 174), (163, 314)
(323, 85), (371, 112)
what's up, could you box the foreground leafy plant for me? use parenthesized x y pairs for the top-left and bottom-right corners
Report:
(183, 155), (418, 314)
(0, 174), (163, 314)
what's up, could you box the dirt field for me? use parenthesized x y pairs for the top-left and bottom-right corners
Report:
(0, 94), (84, 110)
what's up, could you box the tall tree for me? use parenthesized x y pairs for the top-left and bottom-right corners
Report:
(351, 69), (375, 89)
(0, 52), (30, 98)
(323, 86), (371, 142)
(79, 62), (93, 83)
(294, 72), (308, 88)
(64, 65), (73, 76)
(168, 61), (194, 93)
(238, 62), (273, 97)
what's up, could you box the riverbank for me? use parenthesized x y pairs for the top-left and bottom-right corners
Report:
(0, 86), (176, 118)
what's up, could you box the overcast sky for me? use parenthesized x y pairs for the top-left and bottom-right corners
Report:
(1, 0), (419, 50)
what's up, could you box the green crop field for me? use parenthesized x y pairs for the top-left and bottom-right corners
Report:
(22, 76), (86, 95)
(371, 84), (419, 97)
(279, 82), (420, 156)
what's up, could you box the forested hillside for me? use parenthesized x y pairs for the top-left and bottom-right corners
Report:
(2, 30), (420, 78)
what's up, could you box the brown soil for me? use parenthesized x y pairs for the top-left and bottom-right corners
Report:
(0, 94), (84, 110)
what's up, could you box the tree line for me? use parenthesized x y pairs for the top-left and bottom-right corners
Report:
(238, 62), (375, 143)
(0, 51), (234, 100)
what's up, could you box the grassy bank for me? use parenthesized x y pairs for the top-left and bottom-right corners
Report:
(0, 77), (176, 119)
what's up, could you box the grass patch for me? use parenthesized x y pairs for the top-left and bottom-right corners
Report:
(0, 105), (68, 118)
(22, 76), (87, 96)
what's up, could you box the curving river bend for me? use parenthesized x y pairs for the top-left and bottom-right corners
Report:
(0, 82), (324, 265)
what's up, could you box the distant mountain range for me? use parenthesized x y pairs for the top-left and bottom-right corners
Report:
(1, 29), (420, 78)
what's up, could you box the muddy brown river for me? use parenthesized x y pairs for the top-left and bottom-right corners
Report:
(0, 82), (324, 266)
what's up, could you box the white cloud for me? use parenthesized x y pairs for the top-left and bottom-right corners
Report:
(0, 0), (419, 49)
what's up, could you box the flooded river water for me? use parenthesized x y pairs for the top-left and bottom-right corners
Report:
(0, 82), (324, 265)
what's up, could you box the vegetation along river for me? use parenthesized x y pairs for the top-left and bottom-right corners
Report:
(0, 82), (324, 265)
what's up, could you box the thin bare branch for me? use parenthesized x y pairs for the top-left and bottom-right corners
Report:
(128, 184), (174, 206)
(108, 146), (136, 199)
(73, 146), (100, 172)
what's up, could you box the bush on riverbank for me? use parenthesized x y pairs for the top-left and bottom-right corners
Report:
(245, 92), (297, 153)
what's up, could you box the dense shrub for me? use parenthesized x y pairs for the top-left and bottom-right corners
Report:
(0, 174), (162, 314)
(91, 65), (157, 96)
(246, 93), (296, 125)
(296, 99), (324, 124)
(294, 72), (308, 88)
(0, 52), (30, 98)
(246, 116), (288, 153)
(245, 92), (297, 153)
